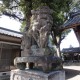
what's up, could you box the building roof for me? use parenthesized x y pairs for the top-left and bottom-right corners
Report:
(61, 47), (80, 54)
(0, 27), (22, 38)
(62, 10), (80, 30)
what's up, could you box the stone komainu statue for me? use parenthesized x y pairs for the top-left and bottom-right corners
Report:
(21, 6), (53, 56)
(14, 6), (62, 73)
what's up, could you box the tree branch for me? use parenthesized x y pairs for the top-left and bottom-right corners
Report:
(51, 31), (57, 45)
(9, 6), (18, 9)
(61, 36), (65, 41)
(3, 11), (25, 21)
(14, 0), (19, 5)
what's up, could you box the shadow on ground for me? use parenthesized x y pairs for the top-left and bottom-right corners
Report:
(64, 68), (80, 79)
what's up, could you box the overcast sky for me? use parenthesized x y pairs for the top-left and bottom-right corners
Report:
(0, 15), (21, 31)
(0, 15), (79, 49)
(60, 29), (79, 50)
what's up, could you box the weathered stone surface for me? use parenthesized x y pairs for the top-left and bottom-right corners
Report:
(0, 72), (10, 80)
(30, 6), (53, 48)
(14, 6), (62, 73)
(14, 56), (62, 64)
(31, 6), (53, 15)
(21, 6), (53, 57)
(10, 69), (65, 80)
(21, 48), (52, 57)
(14, 56), (62, 72)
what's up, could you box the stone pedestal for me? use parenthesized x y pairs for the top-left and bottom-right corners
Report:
(10, 69), (65, 80)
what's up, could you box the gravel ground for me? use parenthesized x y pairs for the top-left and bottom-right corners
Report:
(63, 62), (80, 80)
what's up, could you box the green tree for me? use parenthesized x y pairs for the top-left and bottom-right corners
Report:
(0, 0), (73, 57)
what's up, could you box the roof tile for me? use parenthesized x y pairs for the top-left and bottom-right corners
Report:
(0, 27), (22, 38)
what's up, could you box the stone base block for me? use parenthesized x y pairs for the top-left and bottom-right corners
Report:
(10, 69), (65, 80)
(0, 72), (10, 80)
